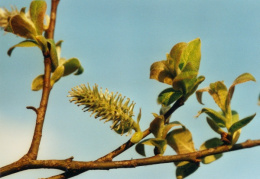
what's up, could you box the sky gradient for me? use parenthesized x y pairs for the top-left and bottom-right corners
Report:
(1, 0), (260, 178)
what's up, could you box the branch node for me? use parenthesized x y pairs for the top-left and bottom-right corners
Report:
(65, 156), (74, 162)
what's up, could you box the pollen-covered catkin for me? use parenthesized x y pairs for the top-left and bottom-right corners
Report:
(68, 84), (140, 135)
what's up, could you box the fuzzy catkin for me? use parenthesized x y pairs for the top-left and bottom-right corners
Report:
(68, 84), (137, 134)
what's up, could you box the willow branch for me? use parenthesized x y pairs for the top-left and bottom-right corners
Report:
(26, 55), (52, 160)
(23, 0), (60, 161)
(1, 139), (260, 177)
(44, 98), (186, 179)
(45, 0), (60, 39)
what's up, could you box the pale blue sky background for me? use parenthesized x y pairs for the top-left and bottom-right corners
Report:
(1, 0), (260, 178)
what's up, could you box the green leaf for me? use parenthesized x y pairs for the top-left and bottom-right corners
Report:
(169, 42), (187, 74)
(227, 73), (256, 107)
(228, 113), (256, 135)
(232, 130), (241, 145)
(62, 58), (84, 76)
(130, 131), (143, 143)
(166, 127), (196, 154)
(47, 39), (59, 71)
(7, 40), (38, 56)
(50, 65), (64, 86)
(206, 117), (225, 135)
(200, 138), (223, 164)
(157, 88), (183, 106)
(162, 121), (183, 139)
(176, 161), (199, 179)
(31, 74), (44, 91)
(74, 65), (84, 75)
(231, 110), (239, 125)
(196, 108), (226, 128)
(172, 68), (198, 93)
(135, 138), (167, 156)
(7, 13), (37, 39)
(35, 35), (48, 53)
(180, 38), (201, 73)
(150, 60), (175, 85)
(149, 116), (165, 138)
(184, 75), (205, 101)
(135, 142), (146, 156)
(149, 38), (201, 87)
(195, 87), (209, 105)
(55, 40), (63, 60)
(141, 138), (167, 155)
(30, 0), (47, 35)
(208, 81), (228, 112)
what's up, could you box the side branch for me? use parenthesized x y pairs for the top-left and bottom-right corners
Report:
(47, 98), (186, 178)
(1, 139), (259, 177)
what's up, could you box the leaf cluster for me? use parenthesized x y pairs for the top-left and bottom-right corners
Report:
(4, 0), (84, 91)
(196, 73), (256, 145)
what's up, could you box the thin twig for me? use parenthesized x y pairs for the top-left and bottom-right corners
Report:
(26, 106), (38, 114)
(45, 0), (60, 39)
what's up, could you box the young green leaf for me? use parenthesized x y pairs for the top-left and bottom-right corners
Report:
(180, 38), (201, 73)
(46, 39), (59, 71)
(149, 116), (165, 138)
(228, 113), (256, 136)
(150, 60), (175, 85)
(176, 161), (199, 179)
(130, 131), (143, 143)
(35, 35), (48, 53)
(50, 65), (64, 86)
(74, 65), (84, 75)
(169, 42), (187, 74)
(55, 40), (63, 60)
(62, 58), (84, 76)
(231, 110), (239, 125)
(157, 88), (183, 106)
(150, 38), (202, 88)
(196, 108), (226, 127)
(162, 121), (183, 139)
(171, 69), (198, 93)
(30, 0), (47, 35)
(141, 138), (167, 155)
(183, 75), (205, 101)
(195, 87), (209, 105)
(166, 127), (196, 154)
(206, 117), (225, 135)
(232, 130), (241, 145)
(7, 13), (37, 39)
(226, 73), (256, 107)
(7, 40), (38, 56)
(135, 142), (146, 156)
(31, 74), (44, 91)
(200, 138), (223, 164)
(208, 81), (228, 112)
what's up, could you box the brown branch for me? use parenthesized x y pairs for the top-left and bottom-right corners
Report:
(26, 55), (52, 160)
(43, 98), (186, 178)
(45, 0), (60, 39)
(24, 0), (60, 161)
(1, 139), (260, 177)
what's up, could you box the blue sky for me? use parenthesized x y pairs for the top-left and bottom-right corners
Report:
(1, 0), (260, 178)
